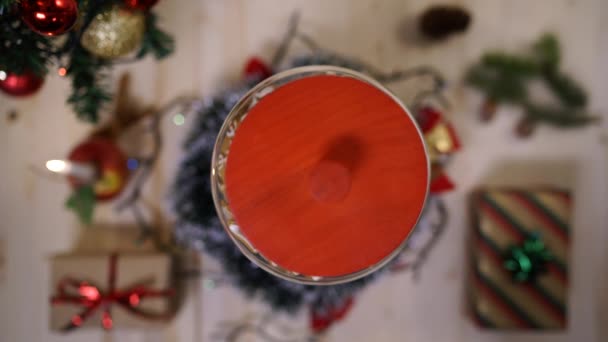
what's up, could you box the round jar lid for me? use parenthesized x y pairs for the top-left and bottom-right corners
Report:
(212, 66), (429, 284)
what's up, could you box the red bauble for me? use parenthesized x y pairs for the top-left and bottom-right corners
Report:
(124, 0), (159, 10)
(243, 57), (273, 80)
(0, 70), (44, 97)
(20, 0), (78, 36)
(68, 138), (129, 201)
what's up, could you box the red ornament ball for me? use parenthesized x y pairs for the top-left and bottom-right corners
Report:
(0, 70), (44, 97)
(243, 57), (273, 80)
(124, 0), (159, 10)
(20, 0), (78, 36)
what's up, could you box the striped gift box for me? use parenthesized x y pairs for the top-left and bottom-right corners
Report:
(469, 188), (571, 330)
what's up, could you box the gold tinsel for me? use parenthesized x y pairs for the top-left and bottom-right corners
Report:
(81, 5), (145, 59)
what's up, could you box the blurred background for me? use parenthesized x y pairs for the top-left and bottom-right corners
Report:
(1, 0), (607, 341)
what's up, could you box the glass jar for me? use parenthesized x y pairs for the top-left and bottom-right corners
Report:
(211, 66), (429, 285)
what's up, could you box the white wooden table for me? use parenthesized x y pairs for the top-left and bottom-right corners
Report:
(2, 1), (608, 341)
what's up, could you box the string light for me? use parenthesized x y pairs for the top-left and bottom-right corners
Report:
(127, 158), (139, 170)
(0, 70), (6, 81)
(46, 159), (68, 173)
(58, 67), (67, 76)
(45, 159), (97, 182)
(71, 315), (83, 326)
(129, 293), (140, 306)
(172, 113), (185, 126)
(203, 279), (216, 289)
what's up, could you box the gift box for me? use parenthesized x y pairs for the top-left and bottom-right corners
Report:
(50, 253), (174, 331)
(469, 188), (571, 330)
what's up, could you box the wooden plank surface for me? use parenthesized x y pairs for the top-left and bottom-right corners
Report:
(1, 0), (607, 341)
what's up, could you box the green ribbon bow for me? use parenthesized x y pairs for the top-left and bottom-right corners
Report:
(503, 233), (552, 283)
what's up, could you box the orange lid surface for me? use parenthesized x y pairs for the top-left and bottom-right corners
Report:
(225, 75), (428, 277)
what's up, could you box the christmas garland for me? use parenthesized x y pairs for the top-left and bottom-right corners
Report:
(171, 17), (456, 333)
(0, 0), (173, 123)
(466, 33), (597, 137)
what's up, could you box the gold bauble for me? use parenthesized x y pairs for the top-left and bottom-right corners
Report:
(81, 5), (145, 59)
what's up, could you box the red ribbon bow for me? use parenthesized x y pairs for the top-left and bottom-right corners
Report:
(51, 254), (174, 331)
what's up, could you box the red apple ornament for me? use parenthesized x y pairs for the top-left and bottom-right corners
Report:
(68, 138), (128, 201)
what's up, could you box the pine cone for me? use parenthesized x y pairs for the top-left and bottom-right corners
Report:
(419, 5), (471, 41)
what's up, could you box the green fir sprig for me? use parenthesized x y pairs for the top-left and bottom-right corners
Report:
(467, 33), (596, 131)
(66, 46), (111, 122)
(543, 70), (587, 108)
(532, 33), (560, 70)
(467, 64), (528, 103)
(137, 12), (175, 59)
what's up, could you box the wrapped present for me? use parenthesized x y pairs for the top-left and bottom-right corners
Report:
(50, 253), (174, 331)
(469, 188), (571, 330)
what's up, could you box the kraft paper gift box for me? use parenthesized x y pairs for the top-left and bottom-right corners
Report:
(469, 188), (571, 330)
(50, 253), (173, 331)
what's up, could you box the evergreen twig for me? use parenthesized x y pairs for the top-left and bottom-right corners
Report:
(137, 12), (175, 60)
(543, 70), (587, 108)
(466, 33), (596, 132)
(66, 46), (111, 123)
(466, 65), (527, 103)
(532, 33), (560, 70)
(481, 53), (539, 78)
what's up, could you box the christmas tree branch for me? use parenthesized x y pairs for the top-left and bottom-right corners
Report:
(466, 64), (528, 103)
(0, 0), (18, 13)
(0, 13), (54, 76)
(532, 33), (560, 70)
(137, 12), (175, 60)
(481, 53), (539, 77)
(1, 0), (174, 123)
(66, 46), (111, 123)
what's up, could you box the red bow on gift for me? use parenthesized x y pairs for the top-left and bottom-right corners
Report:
(51, 254), (174, 331)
